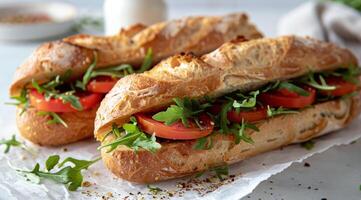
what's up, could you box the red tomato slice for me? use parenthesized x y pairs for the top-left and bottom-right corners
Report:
(29, 89), (103, 112)
(87, 76), (119, 93)
(227, 107), (267, 123)
(135, 113), (214, 140)
(277, 88), (299, 97)
(259, 86), (316, 108)
(319, 77), (357, 97)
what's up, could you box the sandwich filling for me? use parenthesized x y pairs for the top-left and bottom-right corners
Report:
(9, 49), (153, 127)
(99, 65), (361, 152)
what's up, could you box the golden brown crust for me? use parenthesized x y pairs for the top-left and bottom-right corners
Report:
(10, 13), (262, 96)
(95, 36), (358, 139)
(16, 106), (98, 146)
(101, 94), (361, 183)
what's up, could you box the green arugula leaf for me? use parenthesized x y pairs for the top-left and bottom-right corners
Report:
(152, 97), (211, 127)
(137, 48), (153, 73)
(132, 134), (161, 153)
(267, 106), (299, 117)
(152, 105), (184, 126)
(98, 118), (161, 153)
(212, 165), (229, 180)
(14, 155), (100, 191)
(231, 120), (259, 144)
(0, 135), (25, 153)
(262, 81), (280, 93)
(58, 157), (101, 170)
(300, 140), (315, 150)
(77, 52), (98, 90)
(233, 90), (259, 108)
(31, 78), (83, 111)
(303, 73), (336, 91)
(193, 136), (213, 150)
(37, 111), (68, 128)
(59, 92), (82, 111)
(219, 101), (233, 133)
(90, 64), (134, 78)
(6, 88), (30, 115)
(338, 65), (361, 84)
(46, 155), (60, 171)
(278, 81), (309, 96)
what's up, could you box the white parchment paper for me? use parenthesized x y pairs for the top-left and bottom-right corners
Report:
(0, 113), (360, 200)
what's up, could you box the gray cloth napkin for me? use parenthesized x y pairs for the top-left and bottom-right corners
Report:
(278, 1), (361, 62)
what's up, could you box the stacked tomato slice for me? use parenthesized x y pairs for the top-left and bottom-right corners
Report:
(29, 76), (119, 113)
(136, 76), (358, 140)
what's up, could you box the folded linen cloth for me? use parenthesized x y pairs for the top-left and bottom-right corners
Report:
(278, 1), (361, 62)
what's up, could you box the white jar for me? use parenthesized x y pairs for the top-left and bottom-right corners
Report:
(103, 0), (167, 35)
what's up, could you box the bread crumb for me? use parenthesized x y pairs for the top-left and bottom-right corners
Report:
(82, 181), (92, 187)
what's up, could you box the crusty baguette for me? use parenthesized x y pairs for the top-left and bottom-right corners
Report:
(100, 94), (361, 183)
(16, 106), (98, 146)
(10, 13), (262, 146)
(94, 36), (358, 139)
(10, 13), (262, 96)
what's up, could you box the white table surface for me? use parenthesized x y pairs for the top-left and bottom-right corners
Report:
(0, 0), (360, 199)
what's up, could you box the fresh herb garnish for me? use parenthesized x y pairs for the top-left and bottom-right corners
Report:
(0, 135), (27, 153)
(7, 88), (29, 115)
(231, 120), (259, 144)
(212, 165), (229, 180)
(232, 90), (260, 108)
(32, 76), (83, 111)
(77, 48), (153, 90)
(338, 65), (361, 84)
(137, 48), (153, 73)
(262, 81), (280, 92)
(13, 155), (100, 191)
(147, 185), (162, 195)
(193, 136), (213, 150)
(278, 81), (309, 96)
(219, 101), (233, 133)
(300, 140), (315, 150)
(76, 52), (98, 90)
(37, 111), (68, 128)
(303, 73), (336, 91)
(267, 106), (299, 117)
(98, 117), (161, 153)
(89, 64), (134, 79)
(152, 97), (211, 127)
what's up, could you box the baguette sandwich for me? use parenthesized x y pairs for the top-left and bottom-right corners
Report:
(8, 13), (262, 146)
(95, 36), (360, 183)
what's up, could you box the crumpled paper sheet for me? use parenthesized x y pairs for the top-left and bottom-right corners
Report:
(0, 113), (360, 200)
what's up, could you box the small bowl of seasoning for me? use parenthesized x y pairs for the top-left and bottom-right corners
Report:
(0, 2), (77, 41)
